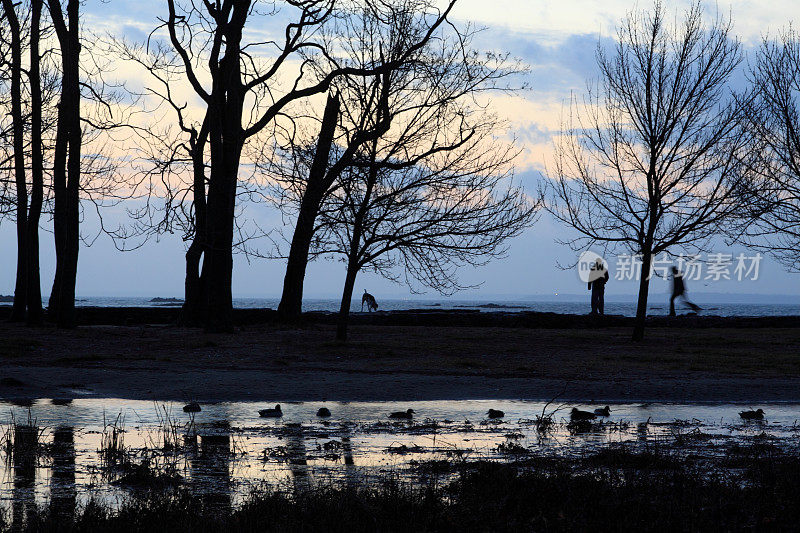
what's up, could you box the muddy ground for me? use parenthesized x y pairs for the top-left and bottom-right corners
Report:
(1, 315), (799, 403)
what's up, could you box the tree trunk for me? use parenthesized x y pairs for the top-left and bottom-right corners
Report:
(200, 3), (248, 333)
(335, 147), (378, 342)
(47, 0), (81, 328)
(278, 93), (341, 320)
(180, 241), (205, 326)
(26, 0), (44, 325)
(336, 259), (359, 341)
(632, 249), (653, 341)
(203, 168), (237, 333)
(179, 125), (208, 326)
(3, 0), (27, 322)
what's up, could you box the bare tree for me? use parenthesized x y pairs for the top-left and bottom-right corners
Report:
(273, 0), (527, 321)
(47, 0), (81, 328)
(732, 28), (800, 272)
(26, 0), (45, 324)
(271, 15), (535, 339)
(115, 0), (457, 331)
(43, 0), (131, 327)
(545, 1), (750, 340)
(0, 1), (128, 326)
(0, 0), (49, 324)
(2, 0), (29, 321)
(330, 141), (535, 341)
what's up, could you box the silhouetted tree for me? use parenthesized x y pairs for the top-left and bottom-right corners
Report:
(2, 0), (29, 321)
(0, 0), (48, 324)
(272, 0), (525, 321)
(47, 0), (81, 328)
(26, 0), (44, 325)
(41, 0), (128, 327)
(545, 1), (750, 340)
(275, 91), (343, 320)
(272, 15), (535, 339)
(732, 29), (800, 272)
(117, 0), (456, 331)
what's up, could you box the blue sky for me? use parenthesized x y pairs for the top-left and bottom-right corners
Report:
(1, 0), (799, 300)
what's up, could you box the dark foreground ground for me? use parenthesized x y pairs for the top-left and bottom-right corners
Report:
(6, 446), (800, 532)
(1, 309), (799, 403)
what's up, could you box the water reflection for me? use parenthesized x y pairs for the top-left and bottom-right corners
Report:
(12, 423), (37, 527)
(193, 421), (232, 512)
(0, 398), (797, 511)
(50, 426), (77, 519)
(285, 425), (309, 492)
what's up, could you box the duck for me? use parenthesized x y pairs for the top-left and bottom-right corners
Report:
(739, 408), (765, 420)
(570, 408), (597, 421)
(51, 398), (72, 406)
(487, 409), (505, 419)
(389, 409), (414, 419)
(259, 404), (283, 417)
(317, 407), (331, 417)
(183, 402), (202, 413)
(594, 406), (611, 417)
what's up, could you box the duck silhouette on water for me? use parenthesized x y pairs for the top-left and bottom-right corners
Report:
(570, 408), (597, 421)
(389, 409), (414, 419)
(739, 408), (765, 421)
(594, 406), (611, 417)
(259, 404), (283, 417)
(317, 407), (331, 417)
(487, 409), (505, 419)
(183, 402), (201, 413)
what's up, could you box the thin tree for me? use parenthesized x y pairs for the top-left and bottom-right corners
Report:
(732, 28), (800, 272)
(329, 142), (536, 341)
(26, 0), (44, 324)
(2, 0), (28, 321)
(545, 1), (750, 340)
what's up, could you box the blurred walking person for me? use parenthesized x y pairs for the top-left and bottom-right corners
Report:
(670, 266), (701, 316)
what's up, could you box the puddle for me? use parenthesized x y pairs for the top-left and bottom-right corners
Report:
(0, 398), (798, 514)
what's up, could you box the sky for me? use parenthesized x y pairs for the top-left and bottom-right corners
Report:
(1, 0), (799, 301)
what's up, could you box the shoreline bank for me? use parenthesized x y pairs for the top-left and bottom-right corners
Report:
(1, 306), (799, 328)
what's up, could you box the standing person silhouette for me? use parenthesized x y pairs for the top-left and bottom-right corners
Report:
(588, 260), (609, 315)
(670, 266), (701, 316)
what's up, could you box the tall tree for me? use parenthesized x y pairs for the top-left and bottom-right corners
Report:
(274, 0), (511, 320)
(26, 0), (44, 324)
(2, 0), (28, 321)
(47, 0), (81, 328)
(272, 11), (534, 338)
(121, 0), (455, 331)
(545, 1), (750, 340)
(276, 91), (342, 320)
